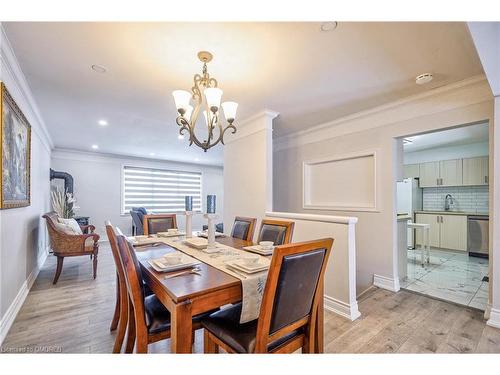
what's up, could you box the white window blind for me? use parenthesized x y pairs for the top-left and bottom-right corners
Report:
(122, 166), (202, 214)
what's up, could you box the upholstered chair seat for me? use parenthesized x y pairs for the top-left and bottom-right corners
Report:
(201, 302), (301, 353)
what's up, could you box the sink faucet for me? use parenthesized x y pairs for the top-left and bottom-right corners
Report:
(444, 194), (454, 211)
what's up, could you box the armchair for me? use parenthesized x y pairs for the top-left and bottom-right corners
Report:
(43, 211), (100, 284)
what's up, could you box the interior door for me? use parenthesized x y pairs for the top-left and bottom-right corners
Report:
(440, 159), (463, 186)
(418, 161), (440, 187)
(440, 214), (467, 251)
(415, 213), (440, 248)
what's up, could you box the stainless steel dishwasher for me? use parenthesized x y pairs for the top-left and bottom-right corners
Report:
(468, 215), (489, 258)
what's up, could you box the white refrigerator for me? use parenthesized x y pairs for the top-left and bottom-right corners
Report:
(397, 178), (423, 248)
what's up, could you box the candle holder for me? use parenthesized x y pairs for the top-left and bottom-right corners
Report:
(184, 211), (193, 238)
(204, 213), (219, 248)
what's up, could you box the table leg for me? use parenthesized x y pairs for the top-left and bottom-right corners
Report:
(170, 300), (193, 353)
(425, 227), (430, 264)
(421, 229), (425, 267)
(314, 281), (324, 353)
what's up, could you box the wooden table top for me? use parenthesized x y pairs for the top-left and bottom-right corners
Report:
(135, 236), (254, 304)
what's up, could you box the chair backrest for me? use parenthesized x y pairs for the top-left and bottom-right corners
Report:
(130, 210), (145, 235)
(115, 228), (148, 332)
(105, 221), (127, 299)
(231, 216), (257, 241)
(257, 219), (295, 245)
(255, 238), (333, 352)
(143, 214), (177, 235)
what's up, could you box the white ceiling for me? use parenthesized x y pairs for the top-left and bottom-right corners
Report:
(403, 122), (489, 152)
(3, 22), (483, 165)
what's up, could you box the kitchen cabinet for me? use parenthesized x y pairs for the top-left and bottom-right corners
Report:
(415, 212), (467, 251)
(439, 159), (462, 186)
(418, 161), (440, 187)
(415, 213), (440, 248)
(417, 159), (462, 187)
(463, 156), (489, 186)
(403, 164), (420, 179)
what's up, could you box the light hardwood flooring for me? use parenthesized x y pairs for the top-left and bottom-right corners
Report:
(2, 243), (500, 353)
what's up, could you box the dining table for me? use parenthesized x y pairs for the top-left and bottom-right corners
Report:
(133, 234), (324, 353)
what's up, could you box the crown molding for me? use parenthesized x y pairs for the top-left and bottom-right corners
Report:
(275, 75), (491, 152)
(224, 109), (279, 144)
(0, 25), (53, 153)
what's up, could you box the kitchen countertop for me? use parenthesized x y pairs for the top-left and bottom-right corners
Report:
(414, 210), (489, 217)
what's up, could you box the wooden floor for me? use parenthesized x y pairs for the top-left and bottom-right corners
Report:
(2, 243), (500, 353)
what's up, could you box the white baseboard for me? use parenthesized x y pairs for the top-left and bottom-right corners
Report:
(373, 274), (400, 292)
(487, 308), (500, 329)
(0, 248), (48, 345)
(324, 295), (361, 321)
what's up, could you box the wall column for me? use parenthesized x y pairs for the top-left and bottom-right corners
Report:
(223, 110), (279, 234)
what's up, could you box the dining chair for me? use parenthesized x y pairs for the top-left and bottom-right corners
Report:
(256, 219), (295, 246)
(230, 216), (257, 241)
(114, 228), (209, 353)
(143, 214), (177, 235)
(201, 238), (333, 354)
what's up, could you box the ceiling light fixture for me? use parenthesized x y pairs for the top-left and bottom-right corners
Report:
(403, 138), (413, 144)
(91, 144), (99, 149)
(415, 73), (433, 85)
(320, 22), (338, 32)
(149, 152), (156, 156)
(172, 51), (238, 152)
(98, 119), (108, 126)
(91, 64), (107, 73)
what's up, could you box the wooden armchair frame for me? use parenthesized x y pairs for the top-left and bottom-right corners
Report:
(142, 214), (177, 235)
(257, 219), (295, 245)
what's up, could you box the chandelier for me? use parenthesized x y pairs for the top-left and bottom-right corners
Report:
(172, 51), (238, 152)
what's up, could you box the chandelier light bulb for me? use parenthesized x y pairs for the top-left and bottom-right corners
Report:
(222, 102), (238, 123)
(172, 90), (192, 113)
(204, 88), (223, 112)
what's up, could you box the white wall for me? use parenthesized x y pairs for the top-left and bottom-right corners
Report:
(404, 141), (489, 165)
(0, 26), (53, 343)
(274, 76), (494, 295)
(51, 150), (224, 237)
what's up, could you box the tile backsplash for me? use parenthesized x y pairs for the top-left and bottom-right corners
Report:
(423, 186), (489, 214)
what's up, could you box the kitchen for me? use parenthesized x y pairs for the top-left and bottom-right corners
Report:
(397, 122), (489, 310)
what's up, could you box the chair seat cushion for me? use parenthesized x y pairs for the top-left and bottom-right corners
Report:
(144, 295), (215, 335)
(145, 295), (172, 334)
(201, 303), (300, 353)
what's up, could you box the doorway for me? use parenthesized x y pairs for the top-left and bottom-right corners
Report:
(396, 122), (490, 310)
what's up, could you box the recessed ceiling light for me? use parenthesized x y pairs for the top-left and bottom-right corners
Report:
(194, 158), (199, 162)
(91, 64), (107, 73)
(415, 73), (433, 85)
(320, 22), (338, 32)
(149, 152), (156, 156)
(178, 134), (185, 140)
(91, 144), (99, 150)
(98, 119), (108, 126)
(403, 138), (413, 144)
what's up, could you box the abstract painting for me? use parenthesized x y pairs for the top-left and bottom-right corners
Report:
(1, 82), (31, 209)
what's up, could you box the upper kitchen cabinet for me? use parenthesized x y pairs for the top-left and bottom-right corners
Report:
(417, 159), (463, 187)
(403, 163), (420, 179)
(439, 159), (463, 186)
(419, 161), (440, 187)
(463, 156), (489, 186)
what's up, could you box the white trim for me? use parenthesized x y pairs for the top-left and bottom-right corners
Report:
(0, 26), (53, 153)
(302, 150), (378, 212)
(274, 75), (490, 152)
(373, 274), (400, 292)
(487, 308), (500, 329)
(265, 211), (358, 225)
(324, 295), (361, 321)
(224, 110), (278, 144)
(0, 248), (48, 345)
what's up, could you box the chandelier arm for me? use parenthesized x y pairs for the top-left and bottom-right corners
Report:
(220, 123), (237, 145)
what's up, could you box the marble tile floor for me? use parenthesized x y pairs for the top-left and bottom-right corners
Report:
(401, 248), (489, 310)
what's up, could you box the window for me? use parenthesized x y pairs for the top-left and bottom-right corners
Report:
(122, 166), (202, 214)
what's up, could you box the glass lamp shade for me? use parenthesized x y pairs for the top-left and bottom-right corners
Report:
(172, 90), (192, 112)
(222, 101), (238, 122)
(204, 88), (223, 110)
(183, 105), (193, 121)
(203, 110), (209, 125)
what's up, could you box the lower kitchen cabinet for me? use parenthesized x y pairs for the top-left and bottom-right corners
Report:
(415, 213), (467, 251)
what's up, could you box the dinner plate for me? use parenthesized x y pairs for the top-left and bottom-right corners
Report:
(242, 245), (274, 256)
(148, 254), (201, 273)
(157, 231), (186, 238)
(225, 259), (270, 274)
(183, 237), (209, 249)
